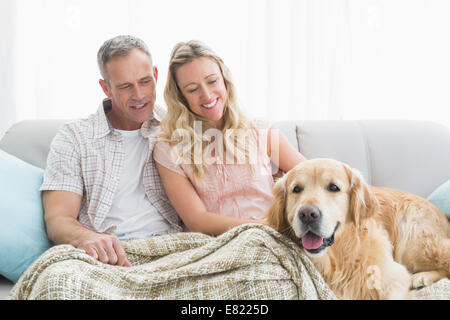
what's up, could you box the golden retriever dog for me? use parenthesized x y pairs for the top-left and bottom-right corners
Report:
(267, 158), (450, 300)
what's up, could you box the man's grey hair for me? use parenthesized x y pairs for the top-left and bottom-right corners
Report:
(97, 35), (152, 82)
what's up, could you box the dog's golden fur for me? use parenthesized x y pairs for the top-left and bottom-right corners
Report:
(267, 158), (450, 299)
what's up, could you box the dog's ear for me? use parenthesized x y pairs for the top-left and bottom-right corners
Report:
(344, 164), (379, 227)
(266, 175), (290, 236)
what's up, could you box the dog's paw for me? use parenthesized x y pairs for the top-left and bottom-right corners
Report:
(410, 271), (443, 289)
(366, 265), (382, 290)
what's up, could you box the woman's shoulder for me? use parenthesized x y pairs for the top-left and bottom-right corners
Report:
(249, 118), (273, 130)
(153, 139), (183, 164)
(153, 139), (189, 177)
(154, 138), (171, 150)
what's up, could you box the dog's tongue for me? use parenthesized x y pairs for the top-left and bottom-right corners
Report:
(301, 232), (324, 250)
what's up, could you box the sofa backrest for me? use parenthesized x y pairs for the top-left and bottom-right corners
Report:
(1, 119), (450, 198)
(0, 120), (68, 170)
(277, 120), (450, 198)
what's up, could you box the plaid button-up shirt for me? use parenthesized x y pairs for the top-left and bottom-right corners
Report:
(40, 99), (184, 235)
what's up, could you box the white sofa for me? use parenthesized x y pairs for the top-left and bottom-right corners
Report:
(1, 119), (450, 299)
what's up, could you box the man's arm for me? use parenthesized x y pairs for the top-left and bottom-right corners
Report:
(43, 190), (131, 267)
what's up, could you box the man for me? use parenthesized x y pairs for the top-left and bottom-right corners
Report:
(41, 35), (184, 267)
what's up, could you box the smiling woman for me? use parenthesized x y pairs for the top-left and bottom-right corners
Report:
(175, 57), (228, 129)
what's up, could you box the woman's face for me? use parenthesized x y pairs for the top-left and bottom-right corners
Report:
(175, 57), (228, 128)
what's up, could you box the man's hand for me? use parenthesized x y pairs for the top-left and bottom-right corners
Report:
(43, 190), (132, 267)
(74, 233), (132, 267)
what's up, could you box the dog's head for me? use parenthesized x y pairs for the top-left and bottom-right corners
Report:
(267, 158), (378, 257)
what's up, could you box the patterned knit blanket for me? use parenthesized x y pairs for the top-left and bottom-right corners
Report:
(7, 224), (336, 300)
(7, 224), (449, 300)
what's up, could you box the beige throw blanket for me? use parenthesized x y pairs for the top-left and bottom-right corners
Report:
(8, 224), (336, 300)
(8, 224), (449, 300)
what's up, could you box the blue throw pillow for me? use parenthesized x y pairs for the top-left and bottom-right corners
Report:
(428, 180), (450, 220)
(0, 149), (52, 283)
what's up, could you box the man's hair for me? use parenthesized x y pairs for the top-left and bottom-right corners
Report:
(97, 35), (152, 83)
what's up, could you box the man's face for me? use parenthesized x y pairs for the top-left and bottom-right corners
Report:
(99, 48), (158, 130)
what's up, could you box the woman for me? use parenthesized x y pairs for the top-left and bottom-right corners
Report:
(154, 40), (306, 236)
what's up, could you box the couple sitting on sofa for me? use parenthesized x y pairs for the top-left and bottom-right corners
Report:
(42, 35), (306, 267)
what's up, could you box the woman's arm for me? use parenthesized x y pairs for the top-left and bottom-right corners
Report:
(267, 125), (307, 173)
(156, 162), (266, 236)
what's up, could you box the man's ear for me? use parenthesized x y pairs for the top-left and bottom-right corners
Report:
(99, 79), (112, 98)
(153, 66), (158, 83)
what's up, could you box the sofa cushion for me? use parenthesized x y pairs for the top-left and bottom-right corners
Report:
(359, 120), (450, 198)
(0, 149), (52, 283)
(296, 120), (371, 183)
(428, 180), (450, 220)
(0, 120), (66, 169)
(296, 120), (450, 198)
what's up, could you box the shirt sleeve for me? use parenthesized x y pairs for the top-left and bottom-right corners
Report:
(39, 124), (84, 195)
(153, 141), (187, 177)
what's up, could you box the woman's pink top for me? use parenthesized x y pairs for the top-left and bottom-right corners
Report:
(153, 120), (275, 220)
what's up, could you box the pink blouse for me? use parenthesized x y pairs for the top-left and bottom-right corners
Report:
(153, 120), (275, 220)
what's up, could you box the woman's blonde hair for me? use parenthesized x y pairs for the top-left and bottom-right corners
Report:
(160, 40), (256, 182)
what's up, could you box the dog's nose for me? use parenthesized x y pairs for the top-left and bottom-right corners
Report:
(298, 205), (321, 224)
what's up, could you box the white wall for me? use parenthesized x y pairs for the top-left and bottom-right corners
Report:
(2, 0), (450, 139)
(0, 0), (16, 139)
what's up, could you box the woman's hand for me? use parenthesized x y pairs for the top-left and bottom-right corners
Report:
(253, 218), (271, 226)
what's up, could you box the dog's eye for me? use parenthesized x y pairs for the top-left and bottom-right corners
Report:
(327, 183), (340, 192)
(293, 185), (303, 193)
